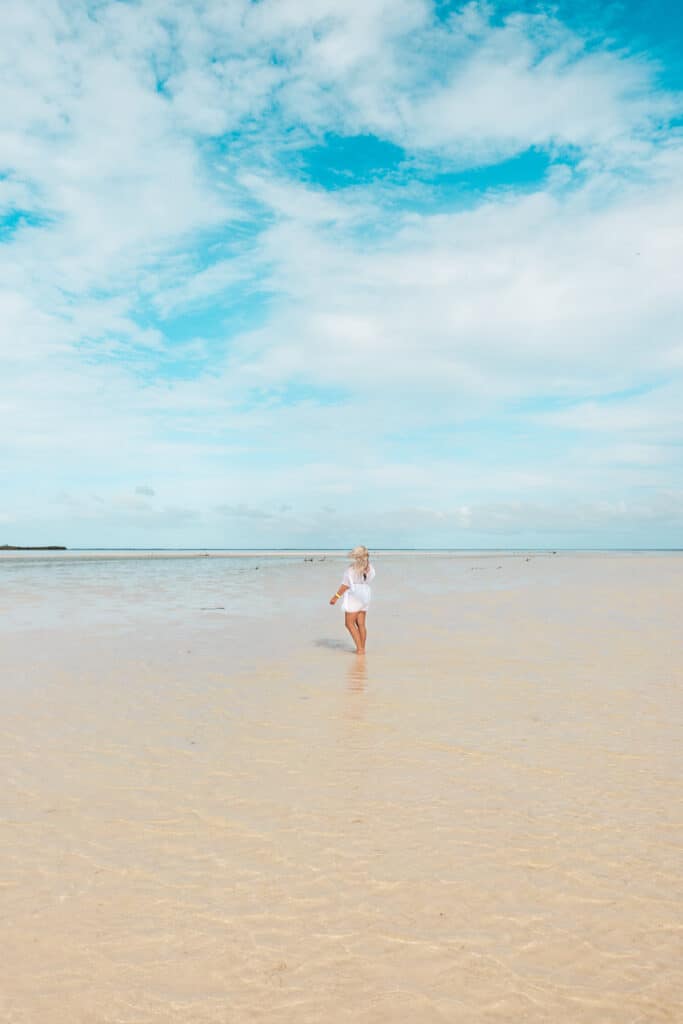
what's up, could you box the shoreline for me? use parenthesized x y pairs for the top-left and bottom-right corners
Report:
(1, 547), (681, 564)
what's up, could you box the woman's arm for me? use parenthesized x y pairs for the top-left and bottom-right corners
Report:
(330, 583), (348, 605)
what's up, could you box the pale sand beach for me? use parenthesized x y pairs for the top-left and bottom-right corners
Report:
(1, 552), (681, 1023)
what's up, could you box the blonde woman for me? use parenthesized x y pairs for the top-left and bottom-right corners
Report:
(330, 546), (376, 654)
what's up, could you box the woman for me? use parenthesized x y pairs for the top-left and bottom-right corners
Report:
(330, 546), (376, 654)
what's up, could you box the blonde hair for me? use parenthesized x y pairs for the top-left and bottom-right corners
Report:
(349, 545), (370, 575)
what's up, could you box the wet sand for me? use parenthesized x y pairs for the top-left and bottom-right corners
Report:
(1, 553), (682, 1022)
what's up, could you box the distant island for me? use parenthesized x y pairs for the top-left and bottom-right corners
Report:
(1, 545), (67, 551)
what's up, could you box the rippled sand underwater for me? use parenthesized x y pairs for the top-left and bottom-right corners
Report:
(1, 552), (682, 1022)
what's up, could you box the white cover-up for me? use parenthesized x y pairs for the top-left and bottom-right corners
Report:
(341, 563), (376, 613)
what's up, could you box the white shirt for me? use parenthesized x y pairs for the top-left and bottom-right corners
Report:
(341, 563), (375, 612)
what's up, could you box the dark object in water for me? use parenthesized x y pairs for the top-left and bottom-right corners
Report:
(1, 544), (67, 550)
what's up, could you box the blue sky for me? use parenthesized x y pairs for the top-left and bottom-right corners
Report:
(1, 0), (682, 548)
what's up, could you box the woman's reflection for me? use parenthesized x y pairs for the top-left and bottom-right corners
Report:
(345, 655), (368, 721)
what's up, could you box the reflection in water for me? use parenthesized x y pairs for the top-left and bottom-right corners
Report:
(345, 657), (368, 723)
(347, 656), (367, 693)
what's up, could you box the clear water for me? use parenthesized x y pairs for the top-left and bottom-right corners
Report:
(2, 548), (678, 637)
(0, 553), (311, 632)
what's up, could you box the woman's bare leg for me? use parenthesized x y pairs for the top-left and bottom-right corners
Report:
(345, 612), (362, 652)
(357, 612), (367, 653)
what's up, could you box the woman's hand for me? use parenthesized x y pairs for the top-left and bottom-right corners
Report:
(329, 594), (338, 605)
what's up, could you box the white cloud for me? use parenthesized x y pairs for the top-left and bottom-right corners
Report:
(216, 503), (274, 520)
(1, 2), (232, 299)
(537, 383), (683, 438)
(393, 491), (683, 535)
(216, 155), (683, 407)
(402, 15), (673, 162)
